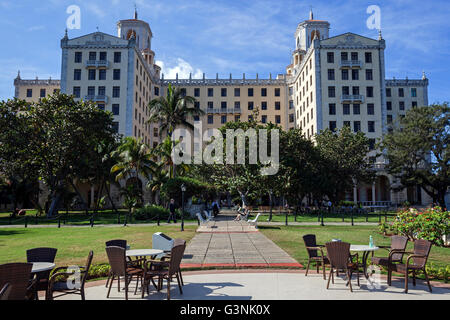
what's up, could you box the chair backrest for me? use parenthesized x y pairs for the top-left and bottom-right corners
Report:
(390, 236), (409, 262)
(168, 243), (186, 278)
(173, 238), (186, 247)
(303, 234), (318, 258)
(325, 242), (351, 269)
(105, 240), (127, 249)
(26, 247), (58, 263)
(0, 283), (12, 301)
(0, 263), (33, 300)
(81, 251), (94, 288)
(250, 213), (261, 223)
(412, 239), (432, 267)
(106, 247), (126, 276)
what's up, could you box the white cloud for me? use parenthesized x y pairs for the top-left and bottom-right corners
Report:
(156, 58), (203, 79)
(27, 25), (45, 32)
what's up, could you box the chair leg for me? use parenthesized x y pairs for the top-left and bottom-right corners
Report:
(176, 273), (183, 294)
(107, 275), (114, 298)
(125, 276), (128, 300)
(412, 270), (416, 286)
(134, 276), (140, 295)
(167, 278), (171, 300)
(347, 270), (353, 293)
(357, 267), (360, 287)
(331, 268), (335, 284)
(404, 271), (409, 294)
(316, 262), (319, 273)
(322, 260), (327, 280)
(81, 288), (85, 301)
(105, 271), (111, 287)
(141, 277), (146, 298)
(305, 260), (311, 277)
(117, 275), (120, 292)
(423, 269), (433, 293)
(179, 270), (184, 286)
(327, 268), (333, 289)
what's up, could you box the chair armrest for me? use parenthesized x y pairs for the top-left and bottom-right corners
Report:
(388, 250), (413, 264)
(406, 254), (427, 268)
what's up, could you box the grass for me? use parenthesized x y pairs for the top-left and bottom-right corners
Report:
(257, 212), (395, 223)
(259, 225), (450, 270)
(0, 225), (197, 267)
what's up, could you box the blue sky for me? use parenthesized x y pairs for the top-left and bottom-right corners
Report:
(0, 0), (449, 103)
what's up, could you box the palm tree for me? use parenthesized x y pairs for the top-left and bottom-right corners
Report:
(153, 136), (190, 178)
(146, 163), (169, 205)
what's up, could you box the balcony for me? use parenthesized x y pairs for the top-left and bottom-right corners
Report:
(85, 60), (110, 69)
(84, 95), (109, 103)
(207, 108), (241, 114)
(341, 95), (365, 103)
(339, 60), (362, 69)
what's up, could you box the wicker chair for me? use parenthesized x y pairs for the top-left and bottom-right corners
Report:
(105, 246), (144, 300)
(303, 234), (329, 280)
(26, 247), (57, 300)
(371, 236), (408, 285)
(0, 263), (34, 300)
(104, 240), (132, 288)
(46, 251), (93, 300)
(0, 283), (11, 300)
(141, 242), (186, 300)
(390, 239), (433, 293)
(160, 239), (186, 286)
(325, 242), (360, 292)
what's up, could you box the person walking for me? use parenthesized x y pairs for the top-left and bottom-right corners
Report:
(212, 200), (220, 217)
(168, 199), (177, 224)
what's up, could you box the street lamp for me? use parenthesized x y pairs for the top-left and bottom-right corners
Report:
(181, 184), (186, 231)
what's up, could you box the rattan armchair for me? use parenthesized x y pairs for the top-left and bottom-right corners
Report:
(371, 235), (408, 285)
(26, 247), (57, 300)
(0, 263), (34, 300)
(303, 234), (329, 280)
(325, 242), (360, 292)
(46, 251), (93, 300)
(160, 239), (186, 286)
(105, 240), (136, 288)
(390, 239), (433, 293)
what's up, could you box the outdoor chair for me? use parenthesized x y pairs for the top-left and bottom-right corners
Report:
(0, 263), (34, 300)
(303, 234), (329, 280)
(105, 247), (144, 300)
(325, 242), (360, 292)
(141, 242), (186, 300)
(159, 239), (186, 287)
(389, 239), (433, 293)
(105, 240), (134, 288)
(371, 235), (408, 285)
(46, 251), (93, 300)
(26, 247), (58, 300)
(0, 283), (11, 300)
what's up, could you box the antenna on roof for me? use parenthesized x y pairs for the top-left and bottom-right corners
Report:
(134, 3), (138, 19)
(309, 5), (314, 20)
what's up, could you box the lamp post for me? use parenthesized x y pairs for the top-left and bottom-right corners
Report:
(181, 184), (186, 231)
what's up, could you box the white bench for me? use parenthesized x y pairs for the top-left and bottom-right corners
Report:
(247, 213), (261, 227)
(204, 210), (213, 221)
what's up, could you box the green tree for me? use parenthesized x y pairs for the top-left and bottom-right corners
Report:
(380, 103), (450, 208)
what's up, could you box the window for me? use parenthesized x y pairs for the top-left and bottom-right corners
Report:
(341, 52), (348, 61)
(193, 115), (200, 121)
(387, 101), (392, 110)
(261, 115), (267, 124)
(367, 103), (375, 115)
(97, 104), (105, 111)
(112, 122), (119, 133)
(26, 89), (32, 97)
(366, 86), (374, 98)
(399, 101), (405, 111)
(289, 114), (294, 123)
(366, 69), (373, 80)
(328, 69), (335, 80)
(248, 115), (254, 122)
(341, 69), (349, 80)
(98, 86), (105, 96)
(73, 87), (80, 98)
(354, 121), (361, 132)
(207, 101), (213, 109)
(387, 115), (393, 124)
(368, 121), (375, 133)
(289, 100), (294, 109)
(351, 52), (358, 61)
(99, 52), (107, 61)
(329, 121), (337, 131)
(327, 52), (334, 63)
(235, 115), (240, 122)
(275, 115), (281, 124)
(221, 101), (227, 109)
(343, 104), (350, 115)
(208, 88), (214, 97)
(344, 121), (351, 127)
(221, 115), (227, 124)
(234, 88), (240, 97)
(89, 52), (97, 61)
(353, 104), (360, 115)
(412, 101), (418, 108)
(114, 52), (121, 63)
(74, 52), (82, 63)
(248, 101), (254, 110)
(386, 88), (391, 97)
(99, 69), (106, 80)
(194, 88), (200, 97)
(112, 104), (120, 115)
(112, 86), (120, 98)
(208, 115), (214, 124)
(87, 86), (95, 96)
(235, 101), (241, 109)
(88, 69), (96, 80)
(261, 101), (267, 110)
(369, 139), (376, 150)
(275, 102), (281, 110)
(154, 87), (159, 96)
(342, 86), (350, 95)
(248, 88), (254, 97)
(275, 88), (281, 97)
(352, 87), (360, 95)
(113, 69), (121, 80)
(261, 88), (267, 97)
(40, 89), (46, 98)
(221, 88), (227, 97)
(180, 88), (186, 97)
(74, 69), (81, 80)
(352, 69), (359, 80)
(398, 88), (404, 97)
(365, 52), (372, 63)
(329, 103), (336, 115)
(411, 88), (417, 97)
(328, 86), (336, 98)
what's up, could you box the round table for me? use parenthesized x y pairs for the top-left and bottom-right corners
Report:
(126, 249), (164, 258)
(31, 262), (55, 273)
(350, 245), (379, 279)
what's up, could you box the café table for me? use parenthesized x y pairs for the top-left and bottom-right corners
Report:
(350, 245), (379, 279)
(31, 262), (55, 274)
(126, 249), (164, 259)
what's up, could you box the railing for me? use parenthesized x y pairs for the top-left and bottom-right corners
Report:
(206, 108), (242, 114)
(84, 95), (109, 103)
(162, 78), (286, 86)
(85, 60), (110, 68)
(339, 60), (363, 68)
(359, 201), (392, 208)
(341, 95), (365, 103)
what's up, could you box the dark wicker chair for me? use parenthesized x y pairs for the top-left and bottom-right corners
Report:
(0, 283), (12, 300)
(26, 247), (58, 300)
(106, 246), (144, 300)
(325, 242), (360, 292)
(371, 236), (408, 285)
(160, 239), (186, 286)
(105, 240), (131, 288)
(390, 239), (433, 293)
(46, 251), (93, 300)
(142, 242), (186, 300)
(0, 263), (34, 300)
(303, 234), (329, 280)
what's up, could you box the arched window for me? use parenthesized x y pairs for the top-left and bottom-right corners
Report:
(311, 30), (320, 41)
(126, 29), (136, 40)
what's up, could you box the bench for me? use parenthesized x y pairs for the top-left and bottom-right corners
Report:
(248, 213), (261, 228)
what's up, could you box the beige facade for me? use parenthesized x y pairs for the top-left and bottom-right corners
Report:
(14, 75), (60, 102)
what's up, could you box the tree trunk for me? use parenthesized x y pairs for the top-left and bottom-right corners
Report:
(104, 181), (119, 214)
(94, 179), (104, 213)
(269, 193), (273, 221)
(69, 180), (89, 215)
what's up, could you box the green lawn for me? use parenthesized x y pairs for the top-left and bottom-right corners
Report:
(256, 212), (396, 224)
(259, 225), (450, 271)
(0, 225), (197, 267)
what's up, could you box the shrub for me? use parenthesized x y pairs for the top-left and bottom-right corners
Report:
(392, 207), (450, 246)
(134, 205), (170, 221)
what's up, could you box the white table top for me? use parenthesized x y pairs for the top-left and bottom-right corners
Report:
(350, 245), (379, 252)
(31, 262), (55, 273)
(126, 249), (164, 257)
